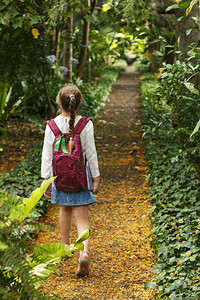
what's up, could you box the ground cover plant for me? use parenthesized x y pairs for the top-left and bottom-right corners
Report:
(140, 72), (200, 299)
(135, 4), (200, 296)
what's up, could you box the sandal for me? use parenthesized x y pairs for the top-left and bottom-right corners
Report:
(76, 250), (90, 276)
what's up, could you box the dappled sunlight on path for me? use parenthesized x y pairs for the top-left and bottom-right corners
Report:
(38, 66), (155, 299)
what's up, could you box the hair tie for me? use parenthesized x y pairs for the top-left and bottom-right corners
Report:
(69, 94), (75, 99)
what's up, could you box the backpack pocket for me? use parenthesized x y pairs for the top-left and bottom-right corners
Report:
(53, 154), (86, 193)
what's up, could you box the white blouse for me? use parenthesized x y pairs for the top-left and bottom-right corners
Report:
(41, 115), (100, 179)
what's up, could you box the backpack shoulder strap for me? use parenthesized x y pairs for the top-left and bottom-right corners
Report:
(47, 119), (62, 137)
(74, 117), (92, 134)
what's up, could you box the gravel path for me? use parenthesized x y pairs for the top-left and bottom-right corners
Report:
(38, 65), (155, 300)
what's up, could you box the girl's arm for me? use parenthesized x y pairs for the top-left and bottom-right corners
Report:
(84, 121), (100, 193)
(41, 125), (53, 179)
(41, 125), (54, 198)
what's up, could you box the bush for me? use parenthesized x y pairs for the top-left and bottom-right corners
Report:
(140, 73), (200, 299)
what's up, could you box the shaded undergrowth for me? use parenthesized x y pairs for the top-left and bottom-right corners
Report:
(140, 73), (200, 299)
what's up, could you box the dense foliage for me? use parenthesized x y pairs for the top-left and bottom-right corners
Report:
(0, 0), (131, 143)
(135, 1), (200, 298)
(140, 73), (200, 299)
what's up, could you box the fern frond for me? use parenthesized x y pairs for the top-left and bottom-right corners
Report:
(1, 247), (42, 298)
(26, 222), (55, 233)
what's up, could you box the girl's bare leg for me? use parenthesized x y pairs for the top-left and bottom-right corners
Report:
(59, 205), (73, 244)
(74, 205), (90, 275)
(74, 205), (90, 253)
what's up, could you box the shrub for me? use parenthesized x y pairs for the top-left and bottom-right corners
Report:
(140, 73), (200, 299)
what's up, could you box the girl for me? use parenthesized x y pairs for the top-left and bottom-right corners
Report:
(41, 84), (100, 276)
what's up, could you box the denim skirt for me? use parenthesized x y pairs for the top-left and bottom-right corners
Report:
(51, 182), (96, 206)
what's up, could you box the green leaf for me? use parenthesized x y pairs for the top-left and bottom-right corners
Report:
(186, 28), (193, 36)
(190, 119), (200, 139)
(30, 239), (85, 287)
(32, 260), (58, 288)
(165, 4), (179, 12)
(144, 281), (157, 289)
(177, 36), (181, 49)
(186, 25), (199, 36)
(179, 1), (191, 9)
(186, 0), (199, 16)
(73, 242), (84, 251)
(0, 74), (8, 114)
(152, 24), (160, 36)
(9, 177), (56, 221)
(30, 242), (79, 267)
(177, 15), (186, 22)
(84, 14), (95, 23)
(0, 241), (8, 251)
(3, 0), (12, 5)
(75, 229), (90, 244)
(184, 82), (199, 95)
(32, 261), (57, 279)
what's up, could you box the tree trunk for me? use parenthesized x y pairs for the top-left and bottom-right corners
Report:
(54, 18), (62, 64)
(77, 0), (97, 79)
(63, 6), (73, 82)
(56, 29), (61, 64)
(52, 28), (57, 57)
(52, 27), (61, 73)
(38, 67), (54, 118)
(77, 19), (90, 79)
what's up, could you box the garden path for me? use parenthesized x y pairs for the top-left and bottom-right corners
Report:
(38, 65), (155, 299)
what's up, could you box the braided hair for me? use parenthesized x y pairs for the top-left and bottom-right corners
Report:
(56, 84), (83, 153)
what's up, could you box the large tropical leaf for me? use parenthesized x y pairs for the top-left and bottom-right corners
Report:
(30, 230), (89, 267)
(30, 243), (73, 267)
(9, 177), (56, 221)
(75, 229), (90, 244)
(30, 230), (89, 288)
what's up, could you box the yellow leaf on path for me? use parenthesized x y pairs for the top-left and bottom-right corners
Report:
(32, 28), (40, 39)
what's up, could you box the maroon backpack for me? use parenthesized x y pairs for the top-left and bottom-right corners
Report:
(47, 117), (91, 193)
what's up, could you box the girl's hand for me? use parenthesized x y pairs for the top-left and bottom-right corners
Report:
(93, 176), (100, 194)
(44, 179), (52, 199)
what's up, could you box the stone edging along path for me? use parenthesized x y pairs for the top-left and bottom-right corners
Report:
(37, 65), (155, 299)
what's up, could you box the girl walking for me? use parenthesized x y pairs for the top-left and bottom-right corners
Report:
(41, 84), (100, 276)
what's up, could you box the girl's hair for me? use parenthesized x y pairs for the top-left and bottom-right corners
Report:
(56, 84), (83, 153)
